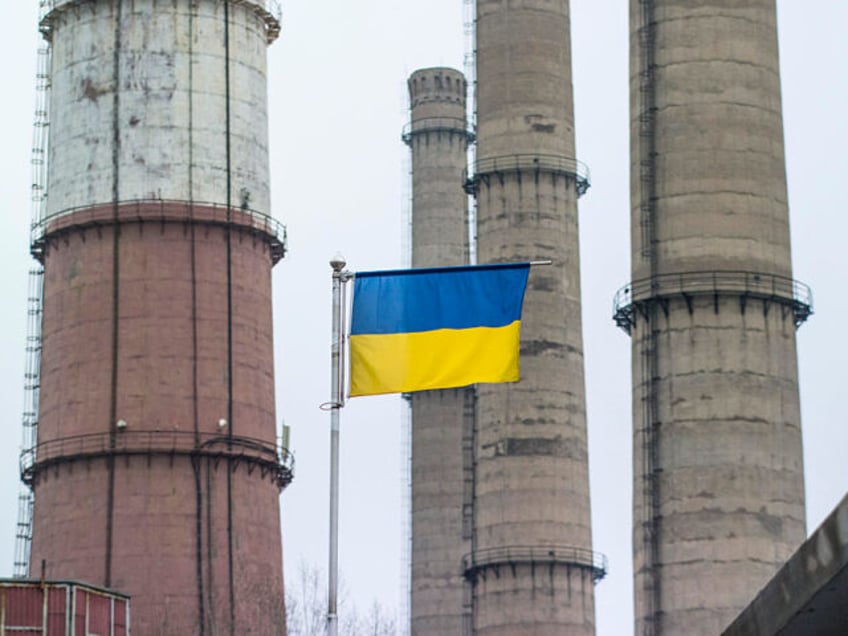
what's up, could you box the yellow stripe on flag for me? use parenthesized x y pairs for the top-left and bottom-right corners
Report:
(349, 321), (521, 397)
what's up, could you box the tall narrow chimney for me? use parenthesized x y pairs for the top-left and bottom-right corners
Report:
(468, 0), (604, 633)
(25, 2), (291, 633)
(619, 1), (810, 633)
(404, 67), (475, 635)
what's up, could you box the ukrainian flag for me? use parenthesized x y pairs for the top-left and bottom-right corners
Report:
(349, 263), (530, 397)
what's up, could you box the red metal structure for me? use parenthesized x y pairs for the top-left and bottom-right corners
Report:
(0, 580), (129, 636)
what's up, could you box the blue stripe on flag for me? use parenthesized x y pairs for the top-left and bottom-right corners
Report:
(350, 263), (530, 335)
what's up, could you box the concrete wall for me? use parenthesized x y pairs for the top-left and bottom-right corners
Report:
(630, 0), (792, 279)
(471, 0), (598, 633)
(405, 67), (473, 635)
(28, 1), (286, 634)
(627, 2), (807, 633)
(46, 0), (271, 215)
(476, 0), (576, 159)
(722, 494), (848, 636)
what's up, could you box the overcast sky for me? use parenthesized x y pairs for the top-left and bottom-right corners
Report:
(0, 3), (845, 635)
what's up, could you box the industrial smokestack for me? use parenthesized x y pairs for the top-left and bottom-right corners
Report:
(404, 66), (475, 634)
(467, 0), (604, 633)
(619, 1), (811, 633)
(25, 1), (291, 633)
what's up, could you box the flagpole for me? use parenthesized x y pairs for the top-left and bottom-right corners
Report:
(328, 254), (347, 636)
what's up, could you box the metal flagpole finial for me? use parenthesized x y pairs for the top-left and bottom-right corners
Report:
(330, 252), (347, 273)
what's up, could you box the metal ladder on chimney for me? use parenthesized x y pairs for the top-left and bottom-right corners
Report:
(13, 42), (51, 579)
(13, 269), (44, 578)
(637, 1), (662, 634)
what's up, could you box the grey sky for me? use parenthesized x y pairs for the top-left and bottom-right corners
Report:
(0, 3), (844, 635)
